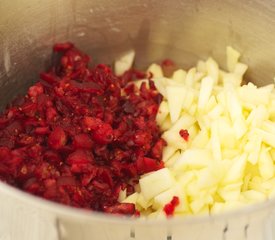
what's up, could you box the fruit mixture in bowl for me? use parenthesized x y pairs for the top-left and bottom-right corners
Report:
(1, 43), (275, 218)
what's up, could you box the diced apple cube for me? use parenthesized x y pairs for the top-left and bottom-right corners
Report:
(122, 192), (139, 204)
(226, 46), (241, 72)
(233, 117), (247, 139)
(191, 129), (209, 148)
(153, 186), (179, 209)
(152, 77), (168, 98)
(147, 63), (163, 78)
(206, 57), (219, 84)
(218, 182), (242, 201)
(185, 68), (196, 87)
(118, 189), (127, 202)
(160, 116), (173, 131)
(137, 193), (153, 210)
(165, 151), (181, 168)
(198, 76), (214, 110)
(259, 146), (274, 180)
(156, 101), (169, 126)
(114, 50), (135, 76)
(197, 60), (207, 73)
(162, 130), (188, 150)
(170, 114), (196, 132)
(222, 154), (247, 184)
(139, 168), (175, 200)
(234, 62), (248, 77)
(162, 145), (177, 162)
(210, 120), (222, 162)
(167, 85), (186, 123)
(242, 190), (266, 202)
(172, 69), (187, 83)
(173, 149), (213, 171)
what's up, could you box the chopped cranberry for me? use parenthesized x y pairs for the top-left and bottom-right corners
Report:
(163, 196), (180, 217)
(161, 59), (177, 77)
(179, 129), (189, 141)
(48, 127), (67, 150)
(0, 43), (165, 216)
(73, 134), (93, 149)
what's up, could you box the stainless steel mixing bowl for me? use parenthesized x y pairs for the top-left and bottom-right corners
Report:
(1, 1), (275, 239)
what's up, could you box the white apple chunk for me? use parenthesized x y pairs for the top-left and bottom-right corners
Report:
(198, 76), (214, 110)
(173, 149), (213, 172)
(185, 68), (196, 87)
(139, 168), (175, 201)
(129, 46), (275, 217)
(172, 69), (187, 83)
(226, 46), (241, 72)
(206, 57), (219, 84)
(165, 151), (181, 168)
(170, 114), (196, 132)
(114, 50), (135, 76)
(122, 192), (139, 204)
(152, 185), (180, 210)
(162, 130), (188, 150)
(156, 101), (169, 126)
(118, 189), (127, 202)
(166, 85), (186, 123)
(234, 62), (248, 77)
(160, 116), (173, 131)
(162, 145), (177, 162)
(147, 63), (163, 78)
(222, 154), (247, 184)
(258, 146), (274, 180)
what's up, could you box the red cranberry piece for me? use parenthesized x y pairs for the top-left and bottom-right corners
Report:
(133, 131), (152, 147)
(53, 42), (74, 52)
(35, 127), (50, 135)
(163, 196), (180, 217)
(73, 133), (93, 149)
(179, 129), (189, 141)
(23, 178), (40, 194)
(92, 123), (113, 145)
(136, 156), (164, 174)
(161, 59), (177, 77)
(46, 107), (57, 121)
(28, 83), (44, 97)
(151, 138), (167, 160)
(0, 146), (12, 162)
(57, 176), (76, 186)
(44, 150), (62, 164)
(48, 127), (67, 150)
(67, 150), (94, 165)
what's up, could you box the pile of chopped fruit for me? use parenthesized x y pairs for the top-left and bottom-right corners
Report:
(0, 43), (165, 215)
(2, 44), (275, 218)
(120, 47), (275, 218)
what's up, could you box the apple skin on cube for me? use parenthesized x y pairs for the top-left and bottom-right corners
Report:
(139, 168), (175, 201)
